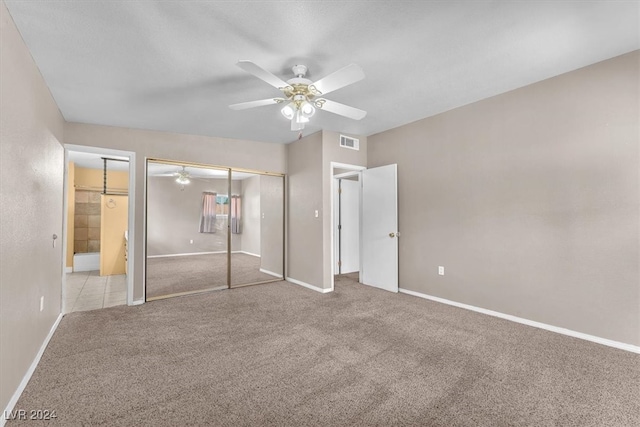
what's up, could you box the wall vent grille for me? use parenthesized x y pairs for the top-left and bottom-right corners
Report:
(339, 135), (359, 151)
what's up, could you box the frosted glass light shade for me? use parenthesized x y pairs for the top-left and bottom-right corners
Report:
(281, 104), (295, 120)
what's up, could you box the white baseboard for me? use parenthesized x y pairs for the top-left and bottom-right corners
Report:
(237, 251), (260, 258)
(286, 277), (332, 293)
(130, 299), (145, 306)
(2, 313), (63, 426)
(260, 268), (283, 278)
(399, 288), (640, 354)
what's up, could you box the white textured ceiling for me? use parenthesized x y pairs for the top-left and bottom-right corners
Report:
(5, 1), (639, 144)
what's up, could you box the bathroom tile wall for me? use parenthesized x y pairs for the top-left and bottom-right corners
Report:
(74, 190), (101, 253)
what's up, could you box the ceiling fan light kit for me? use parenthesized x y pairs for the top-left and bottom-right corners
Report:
(175, 166), (191, 185)
(175, 175), (190, 185)
(229, 61), (367, 132)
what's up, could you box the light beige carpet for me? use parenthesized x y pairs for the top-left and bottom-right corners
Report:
(146, 252), (279, 298)
(9, 275), (640, 426)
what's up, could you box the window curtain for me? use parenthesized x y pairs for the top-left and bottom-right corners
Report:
(199, 192), (217, 233)
(231, 195), (241, 234)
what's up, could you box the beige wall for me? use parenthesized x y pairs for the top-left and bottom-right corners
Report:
(286, 132), (324, 286)
(74, 167), (129, 193)
(286, 130), (367, 289)
(368, 51), (640, 346)
(0, 1), (65, 411)
(100, 195), (128, 275)
(64, 123), (287, 302)
(260, 175), (285, 276)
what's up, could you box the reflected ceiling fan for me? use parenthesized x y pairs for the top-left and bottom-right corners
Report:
(154, 166), (197, 185)
(229, 60), (366, 131)
(153, 165), (229, 186)
(173, 166), (191, 185)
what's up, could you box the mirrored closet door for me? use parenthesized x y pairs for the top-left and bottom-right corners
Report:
(145, 160), (284, 301)
(146, 160), (230, 300)
(230, 171), (284, 288)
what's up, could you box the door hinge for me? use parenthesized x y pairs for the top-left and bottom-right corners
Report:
(338, 261), (342, 266)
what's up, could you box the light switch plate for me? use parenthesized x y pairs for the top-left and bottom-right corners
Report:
(438, 266), (445, 276)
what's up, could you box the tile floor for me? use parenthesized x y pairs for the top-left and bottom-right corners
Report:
(64, 271), (127, 313)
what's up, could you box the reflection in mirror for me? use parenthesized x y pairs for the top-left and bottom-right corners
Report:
(230, 171), (284, 287)
(145, 160), (230, 300)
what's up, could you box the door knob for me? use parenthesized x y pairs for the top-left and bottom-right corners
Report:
(389, 232), (395, 238)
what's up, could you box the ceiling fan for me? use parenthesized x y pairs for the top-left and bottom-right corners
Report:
(229, 60), (367, 131)
(153, 166), (195, 185)
(173, 166), (191, 185)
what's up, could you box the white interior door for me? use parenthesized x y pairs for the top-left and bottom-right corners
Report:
(361, 164), (398, 292)
(339, 179), (360, 273)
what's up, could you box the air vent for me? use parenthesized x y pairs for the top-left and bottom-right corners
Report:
(339, 135), (359, 151)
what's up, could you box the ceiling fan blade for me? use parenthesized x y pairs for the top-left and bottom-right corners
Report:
(310, 64), (365, 96)
(316, 99), (367, 120)
(236, 60), (291, 90)
(229, 98), (286, 110)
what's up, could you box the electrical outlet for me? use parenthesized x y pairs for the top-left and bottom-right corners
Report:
(190, 239), (193, 244)
(438, 266), (445, 276)
(314, 210), (319, 218)
(40, 296), (44, 312)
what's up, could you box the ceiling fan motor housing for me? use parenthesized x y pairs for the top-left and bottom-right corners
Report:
(291, 64), (308, 77)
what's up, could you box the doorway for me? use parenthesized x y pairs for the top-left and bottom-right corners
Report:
(334, 174), (361, 275)
(331, 162), (399, 293)
(145, 159), (285, 300)
(62, 145), (135, 313)
(330, 162), (366, 291)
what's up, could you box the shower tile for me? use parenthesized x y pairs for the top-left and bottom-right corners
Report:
(74, 240), (88, 253)
(86, 203), (101, 215)
(75, 191), (89, 203)
(88, 215), (101, 227)
(75, 203), (89, 215)
(88, 240), (101, 252)
(75, 215), (88, 227)
(88, 192), (102, 203)
(88, 227), (101, 240)
(75, 227), (88, 240)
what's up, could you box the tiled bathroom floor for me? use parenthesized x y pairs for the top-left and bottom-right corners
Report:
(64, 271), (127, 313)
